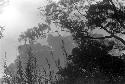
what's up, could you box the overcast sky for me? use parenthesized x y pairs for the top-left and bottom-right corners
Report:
(0, 0), (47, 78)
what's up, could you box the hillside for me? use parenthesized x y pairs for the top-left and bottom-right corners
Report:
(5, 34), (74, 83)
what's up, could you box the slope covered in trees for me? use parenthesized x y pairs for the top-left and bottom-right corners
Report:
(3, 33), (74, 84)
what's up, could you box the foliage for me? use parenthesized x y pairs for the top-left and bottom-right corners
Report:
(65, 40), (125, 82)
(16, 56), (25, 84)
(25, 46), (37, 84)
(86, 0), (125, 45)
(16, 0), (125, 83)
(42, 0), (125, 83)
(18, 23), (49, 44)
(2, 47), (38, 84)
(43, 0), (125, 47)
(2, 52), (11, 84)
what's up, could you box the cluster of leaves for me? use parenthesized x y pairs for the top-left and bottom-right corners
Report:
(18, 23), (50, 44)
(86, 0), (125, 34)
(43, 0), (87, 25)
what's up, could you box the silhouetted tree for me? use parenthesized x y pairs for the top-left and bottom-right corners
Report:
(42, 0), (125, 83)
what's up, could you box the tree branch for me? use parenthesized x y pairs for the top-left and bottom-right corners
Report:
(84, 35), (112, 39)
(112, 35), (125, 45)
(102, 26), (125, 45)
(72, 2), (86, 18)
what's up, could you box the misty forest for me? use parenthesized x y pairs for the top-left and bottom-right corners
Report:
(2, 0), (125, 84)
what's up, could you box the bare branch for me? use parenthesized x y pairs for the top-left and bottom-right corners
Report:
(83, 35), (112, 39)
(102, 25), (125, 45)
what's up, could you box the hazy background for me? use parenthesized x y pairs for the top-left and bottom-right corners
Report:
(0, 0), (47, 78)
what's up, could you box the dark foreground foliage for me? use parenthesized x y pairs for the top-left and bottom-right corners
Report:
(55, 0), (125, 83)
(57, 39), (125, 84)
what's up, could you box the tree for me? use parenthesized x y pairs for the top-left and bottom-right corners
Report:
(25, 46), (37, 84)
(16, 56), (25, 84)
(2, 52), (11, 84)
(41, 0), (125, 83)
(86, 0), (125, 45)
(0, 26), (4, 39)
(18, 23), (49, 44)
(42, 0), (125, 48)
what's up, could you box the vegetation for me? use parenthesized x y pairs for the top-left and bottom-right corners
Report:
(42, 0), (125, 83)
(2, 0), (125, 84)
